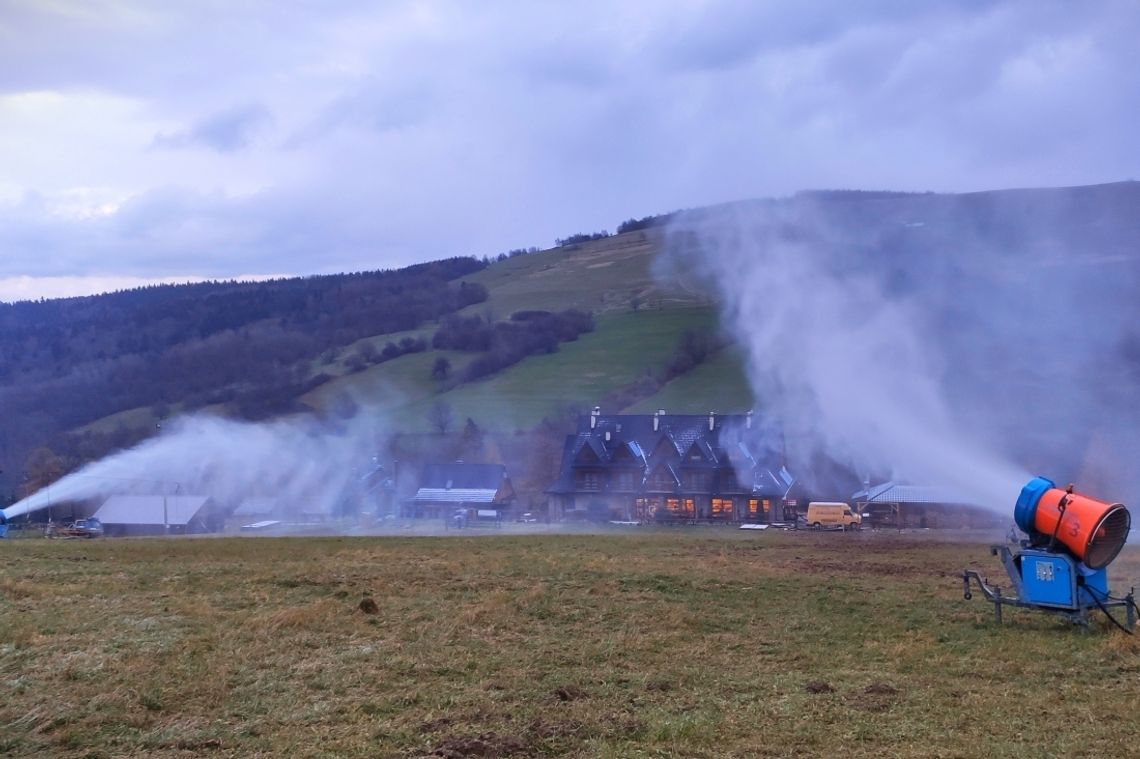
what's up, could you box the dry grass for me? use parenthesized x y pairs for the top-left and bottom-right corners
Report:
(2, 530), (1140, 757)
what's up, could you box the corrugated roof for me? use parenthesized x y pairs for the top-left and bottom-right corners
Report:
(94, 495), (213, 525)
(856, 482), (975, 505)
(412, 488), (498, 504)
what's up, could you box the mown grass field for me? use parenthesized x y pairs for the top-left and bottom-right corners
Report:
(627, 347), (754, 416)
(461, 232), (709, 319)
(4, 530), (1140, 758)
(394, 308), (722, 431)
(304, 307), (725, 432)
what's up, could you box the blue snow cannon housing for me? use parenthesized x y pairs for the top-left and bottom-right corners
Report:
(1013, 475), (1055, 535)
(962, 477), (1136, 631)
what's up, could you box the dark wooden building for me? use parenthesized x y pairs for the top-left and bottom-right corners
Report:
(547, 409), (800, 523)
(408, 462), (516, 520)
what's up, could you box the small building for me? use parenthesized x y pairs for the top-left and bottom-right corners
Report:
(93, 495), (222, 536)
(546, 408), (801, 523)
(408, 462), (516, 520)
(852, 481), (1001, 528)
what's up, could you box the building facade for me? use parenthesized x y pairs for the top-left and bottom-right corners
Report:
(408, 462), (516, 520)
(547, 409), (800, 522)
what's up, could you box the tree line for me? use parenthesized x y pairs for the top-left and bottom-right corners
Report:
(431, 309), (595, 382)
(0, 258), (488, 496)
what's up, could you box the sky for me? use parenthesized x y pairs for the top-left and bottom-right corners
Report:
(1, 0), (1138, 302)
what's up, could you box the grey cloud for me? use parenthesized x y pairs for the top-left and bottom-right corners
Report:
(152, 103), (272, 153)
(287, 80), (434, 148)
(2, 1), (1140, 290)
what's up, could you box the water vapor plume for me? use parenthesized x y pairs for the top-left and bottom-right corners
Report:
(2, 413), (386, 522)
(660, 187), (1140, 511)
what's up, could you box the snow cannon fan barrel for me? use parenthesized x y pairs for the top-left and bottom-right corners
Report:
(1014, 476), (1131, 569)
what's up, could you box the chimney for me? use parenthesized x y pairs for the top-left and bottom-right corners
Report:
(708, 411), (716, 431)
(654, 409), (664, 432)
(591, 406), (600, 429)
(746, 410), (753, 430)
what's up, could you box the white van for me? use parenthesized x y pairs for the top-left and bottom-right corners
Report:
(805, 502), (861, 530)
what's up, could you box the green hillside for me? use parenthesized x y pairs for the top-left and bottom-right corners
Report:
(459, 230), (710, 317)
(627, 346), (755, 415)
(296, 233), (739, 432)
(69, 230), (742, 441)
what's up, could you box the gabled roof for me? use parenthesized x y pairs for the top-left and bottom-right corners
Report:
(94, 495), (214, 526)
(681, 438), (719, 465)
(551, 412), (791, 495)
(572, 435), (610, 464)
(646, 431), (683, 461)
(420, 463), (508, 490)
(415, 462), (512, 505)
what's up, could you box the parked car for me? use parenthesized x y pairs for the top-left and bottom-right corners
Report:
(60, 518), (105, 538)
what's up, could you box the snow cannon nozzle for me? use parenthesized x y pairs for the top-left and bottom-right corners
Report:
(1015, 476), (1131, 570)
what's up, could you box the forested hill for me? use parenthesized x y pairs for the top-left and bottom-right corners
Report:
(0, 259), (489, 485)
(4, 180), (1140, 503)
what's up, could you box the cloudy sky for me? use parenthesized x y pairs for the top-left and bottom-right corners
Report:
(1, 0), (1137, 301)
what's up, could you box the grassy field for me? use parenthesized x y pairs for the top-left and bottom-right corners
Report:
(310, 307), (725, 432)
(627, 347), (755, 415)
(393, 308), (723, 431)
(461, 231), (711, 319)
(4, 530), (1140, 758)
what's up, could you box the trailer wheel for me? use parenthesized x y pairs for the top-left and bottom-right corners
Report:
(812, 522), (822, 530)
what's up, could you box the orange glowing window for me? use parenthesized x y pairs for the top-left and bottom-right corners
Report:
(711, 498), (733, 518)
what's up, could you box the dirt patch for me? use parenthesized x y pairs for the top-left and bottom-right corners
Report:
(805, 681), (834, 694)
(419, 717), (453, 734)
(550, 685), (585, 702)
(853, 682), (901, 713)
(428, 732), (530, 757)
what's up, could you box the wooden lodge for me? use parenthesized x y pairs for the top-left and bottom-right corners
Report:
(546, 408), (801, 523)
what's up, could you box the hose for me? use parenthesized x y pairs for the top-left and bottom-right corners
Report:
(1081, 583), (1134, 635)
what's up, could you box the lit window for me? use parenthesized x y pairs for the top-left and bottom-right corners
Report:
(711, 498), (733, 519)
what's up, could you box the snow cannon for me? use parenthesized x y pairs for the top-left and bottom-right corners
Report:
(1014, 476), (1130, 569)
(962, 477), (1136, 632)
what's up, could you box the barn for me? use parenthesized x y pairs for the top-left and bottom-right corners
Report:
(93, 495), (223, 536)
(852, 482), (1002, 528)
